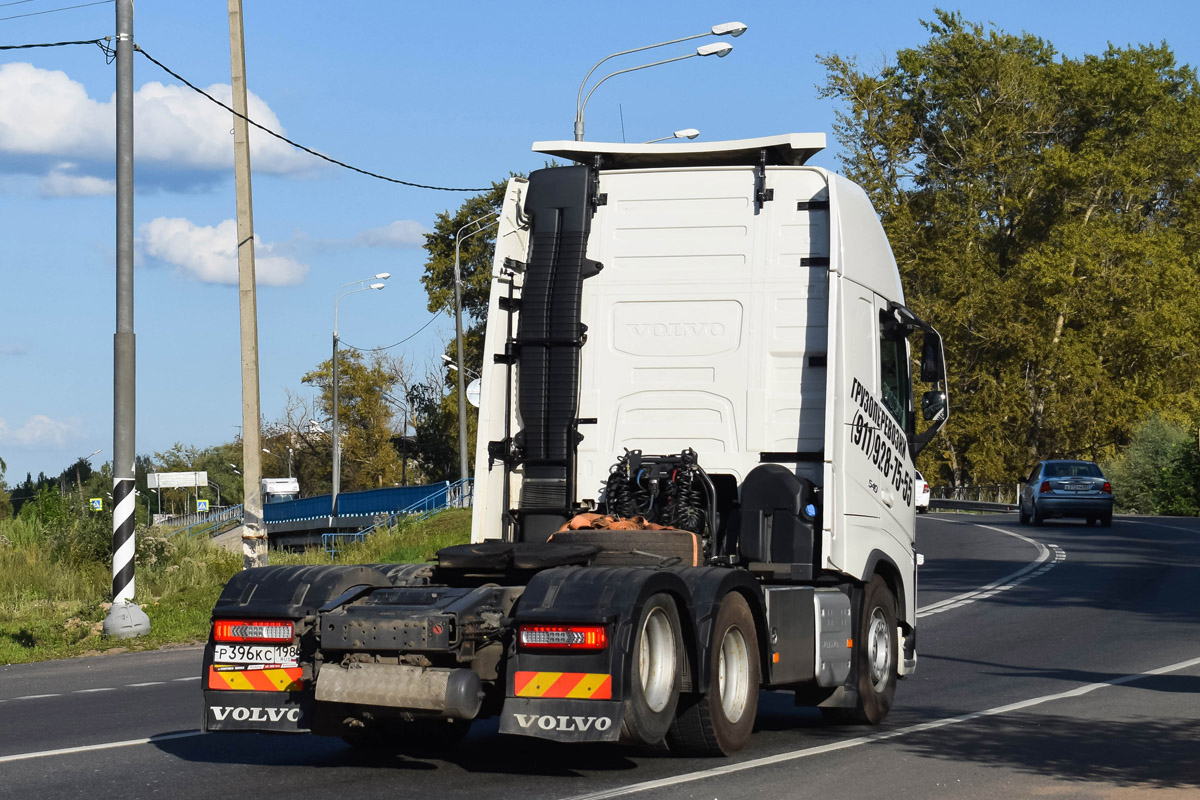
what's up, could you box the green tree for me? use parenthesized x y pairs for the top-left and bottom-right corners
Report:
(420, 177), (513, 372)
(821, 10), (1200, 486)
(303, 350), (407, 491)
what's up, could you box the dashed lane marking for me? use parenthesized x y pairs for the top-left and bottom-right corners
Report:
(917, 519), (1065, 617)
(2, 675), (199, 704)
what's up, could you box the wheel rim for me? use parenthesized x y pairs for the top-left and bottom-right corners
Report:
(866, 607), (891, 692)
(717, 626), (751, 723)
(638, 607), (676, 713)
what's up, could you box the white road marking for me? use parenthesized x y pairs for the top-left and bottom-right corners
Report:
(917, 519), (1065, 617)
(561, 654), (1200, 800)
(0, 731), (203, 764)
(1, 675), (197, 704)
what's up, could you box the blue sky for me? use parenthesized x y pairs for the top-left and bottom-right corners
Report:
(1, 1), (1197, 484)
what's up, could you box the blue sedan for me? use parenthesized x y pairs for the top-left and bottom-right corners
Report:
(1019, 460), (1113, 527)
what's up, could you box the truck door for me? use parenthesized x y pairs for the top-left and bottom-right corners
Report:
(873, 293), (916, 550)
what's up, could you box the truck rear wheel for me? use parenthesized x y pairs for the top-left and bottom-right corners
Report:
(621, 593), (683, 746)
(668, 592), (760, 756)
(823, 575), (897, 725)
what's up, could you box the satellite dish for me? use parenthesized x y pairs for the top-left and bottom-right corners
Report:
(466, 378), (481, 408)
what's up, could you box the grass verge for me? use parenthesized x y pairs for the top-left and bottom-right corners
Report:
(0, 508), (471, 665)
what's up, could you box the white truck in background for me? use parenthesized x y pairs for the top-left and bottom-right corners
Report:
(202, 133), (948, 756)
(261, 477), (299, 504)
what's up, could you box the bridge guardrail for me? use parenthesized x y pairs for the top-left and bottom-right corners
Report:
(930, 498), (1018, 513)
(323, 478), (473, 555)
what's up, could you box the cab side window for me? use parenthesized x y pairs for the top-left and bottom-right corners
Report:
(879, 336), (911, 432)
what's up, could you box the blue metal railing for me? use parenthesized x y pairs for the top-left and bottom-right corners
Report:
(321, 478), (473, 555)
(163, 481), (463, 542)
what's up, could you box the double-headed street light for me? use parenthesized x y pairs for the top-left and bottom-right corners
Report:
(332, 274), (389, 515)
(453, 213), (498, 485)
(574, 21), (745, 141)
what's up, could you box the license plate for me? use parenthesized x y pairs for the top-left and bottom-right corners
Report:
(213, 644), (299, 666)
(1064, 483), (1087, 491)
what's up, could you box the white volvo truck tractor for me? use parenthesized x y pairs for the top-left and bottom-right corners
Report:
(202, 133), (948, 756)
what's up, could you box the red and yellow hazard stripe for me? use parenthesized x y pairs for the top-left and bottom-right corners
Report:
(208, 666), (303, 692)
(513, 671), (612, 699)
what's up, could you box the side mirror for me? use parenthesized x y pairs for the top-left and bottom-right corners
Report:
(922, 390), (947, 422)
(920, 340), (941, 383)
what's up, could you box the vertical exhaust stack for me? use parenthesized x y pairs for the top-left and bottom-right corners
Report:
(512, 165), (595, 542)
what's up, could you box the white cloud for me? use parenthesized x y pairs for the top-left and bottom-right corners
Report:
(0, 414), (81, 447)
(352, 219), (428, 248)
(140, 217), (309, 286)
(0, 62), (310, 183)
(40, 163), (115, 197)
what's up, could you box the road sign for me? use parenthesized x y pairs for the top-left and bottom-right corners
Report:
(197, 499), (210, 513)
(90, 498), (103, 511)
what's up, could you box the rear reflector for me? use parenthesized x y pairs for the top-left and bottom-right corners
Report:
(213, 620), (294, 643)
(518, 624), (608, 650)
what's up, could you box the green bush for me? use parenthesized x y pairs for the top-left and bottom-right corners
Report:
(1104, 416), (1200, 516)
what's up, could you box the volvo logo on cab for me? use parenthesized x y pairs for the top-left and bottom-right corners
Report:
(627, 321), (727, 337)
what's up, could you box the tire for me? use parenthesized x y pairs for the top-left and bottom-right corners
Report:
(620, 593), (683, 746)
(1100, 512), (1113, 528)
(668, 593), (761, 756)
(1031, 503), (1045, 526)
(823, 576), (897, 725)
(1018, 500), (1030, 525)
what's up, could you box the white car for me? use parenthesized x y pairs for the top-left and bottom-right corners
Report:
(914, 471), (931, 514)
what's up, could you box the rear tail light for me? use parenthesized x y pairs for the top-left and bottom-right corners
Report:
(922, 482), (930, 493)
(213, 619), (294, 643)
(1039, 481), (1053, 494)
(518, 624), (608, 651)
(1102, 482), (1112, 494)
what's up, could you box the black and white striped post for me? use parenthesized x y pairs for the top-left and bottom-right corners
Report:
(102, 0), (149, 638)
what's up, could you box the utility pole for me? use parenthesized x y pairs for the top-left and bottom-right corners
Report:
(228, 0), (267, 569)
(103, 0), (149, 639)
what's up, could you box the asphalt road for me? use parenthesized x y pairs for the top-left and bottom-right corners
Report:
(2, 513), (1198, 800)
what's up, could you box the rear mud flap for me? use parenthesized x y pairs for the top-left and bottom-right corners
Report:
(204, 689), (313, 733)
(500, 697), (623, 742)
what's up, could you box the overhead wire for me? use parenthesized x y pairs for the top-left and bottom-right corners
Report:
(0, 0), (111, 23)
(134, 45), (490, 193)
(340, 309), (448, 353)
(0, 35), (104, 49)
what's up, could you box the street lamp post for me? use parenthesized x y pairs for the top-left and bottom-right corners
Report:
(332, 274), (389, 516)
(453, 213), (499, 485)
(381, 392), (411, 486)
(75, 448), (102, 505)
(573, 22), (745, 141)
(643, 128), (700, 144)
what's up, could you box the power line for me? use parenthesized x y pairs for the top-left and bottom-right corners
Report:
(341, 309), (448, 353)
(134, 45), (490, 193)
(0, 36), (110, 60)
(0, 0), (111, 23)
